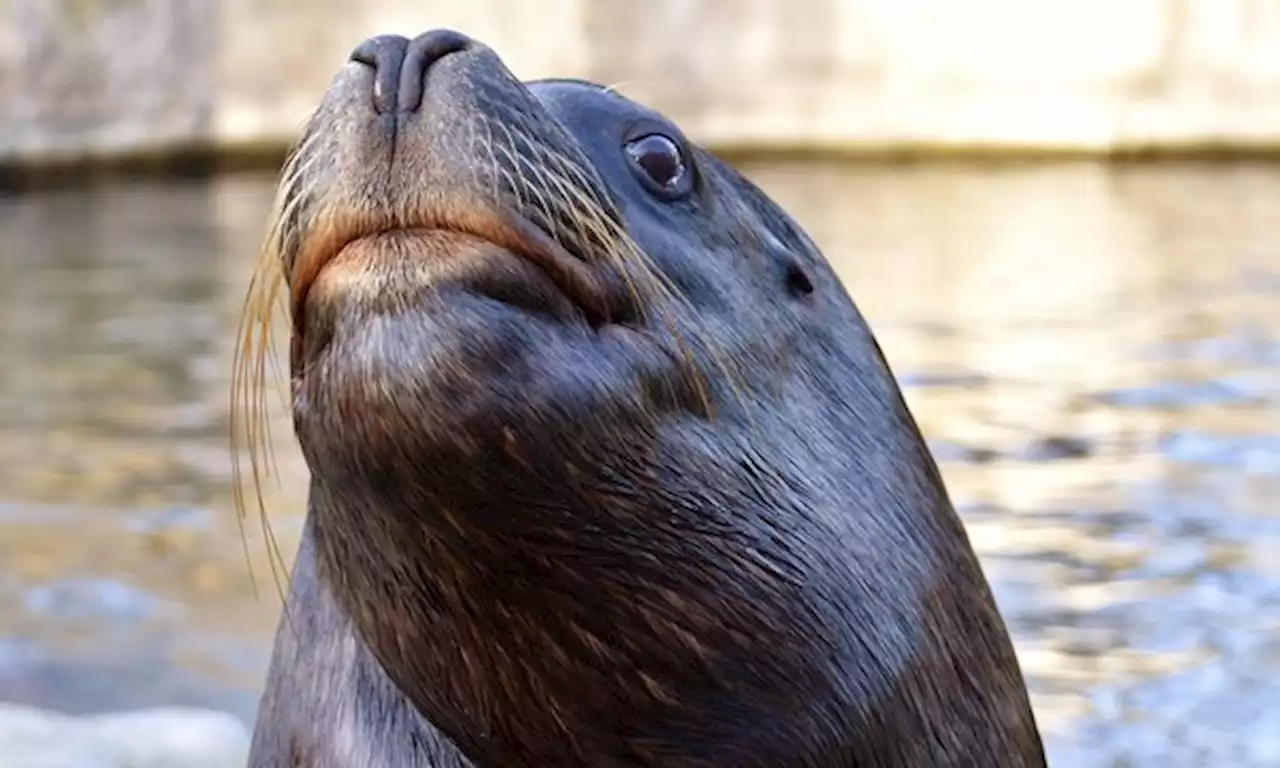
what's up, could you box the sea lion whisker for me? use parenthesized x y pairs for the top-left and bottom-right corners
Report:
(231, 195), (303, 608)
(227, 306), (263, 602)
(230, 318), (292, 607)
(497, 128), (668, 310)
(236, 259), (285, 447)
(485, 121), (662, 332)
(487, 124), (563, 250)
(465, 113), (486, 195)
(509, 158), (725, 415)
(232, 280), (274, 508)
(476, 116), (509, 211)
(484, 126), (527, 214)
(600, 79), (652, 96)
(510, 132), (698, 319)
(495, 138), (709, 402)
(268, 136), (327, 246)
(499, 135), (732, 415)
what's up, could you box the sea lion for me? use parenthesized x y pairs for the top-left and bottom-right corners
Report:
(237, 28), (1046, 768)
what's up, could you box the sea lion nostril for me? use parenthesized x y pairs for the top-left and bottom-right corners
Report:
(348, 30), (471, 115)
(397, 29), (474, 113)
(350, 35), (411, 116)
(349, 34), (411, 66)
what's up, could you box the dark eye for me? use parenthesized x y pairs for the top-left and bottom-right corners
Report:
(625, 133), (688, 193)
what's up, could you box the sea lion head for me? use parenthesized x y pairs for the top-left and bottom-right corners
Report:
(235, 28), (1044, 767)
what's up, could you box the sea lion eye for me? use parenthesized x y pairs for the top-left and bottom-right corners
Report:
(625, 133), (687, 193)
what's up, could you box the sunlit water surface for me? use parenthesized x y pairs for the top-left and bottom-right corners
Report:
(1, 161), (1277, 766)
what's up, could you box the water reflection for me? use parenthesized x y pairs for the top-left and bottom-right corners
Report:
(0, 178), (301, 721)
(0, 162), (1277, 765)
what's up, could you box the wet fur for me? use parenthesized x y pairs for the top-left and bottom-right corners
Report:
(242, 32), (1046, 768)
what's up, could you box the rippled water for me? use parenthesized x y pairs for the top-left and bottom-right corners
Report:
(1, 162), (1277, 766)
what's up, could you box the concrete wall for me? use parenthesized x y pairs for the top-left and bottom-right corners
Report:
(6, 0), (1280, 164)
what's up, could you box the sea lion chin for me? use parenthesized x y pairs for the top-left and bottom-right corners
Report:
(242, 28), (1048, 768)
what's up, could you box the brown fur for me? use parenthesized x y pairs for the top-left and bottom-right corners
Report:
(241, 29), (1047, 767)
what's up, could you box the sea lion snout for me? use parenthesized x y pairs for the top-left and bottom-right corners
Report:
(348, 29), (474, 115)
(281, 29), (642, 348)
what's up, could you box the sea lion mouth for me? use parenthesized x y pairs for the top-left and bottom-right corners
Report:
(290, 196), (615, 331)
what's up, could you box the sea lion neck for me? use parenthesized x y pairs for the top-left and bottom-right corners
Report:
(298, 394), (938, 766)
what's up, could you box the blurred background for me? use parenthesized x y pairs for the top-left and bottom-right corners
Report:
(1, 1), (1278, 766)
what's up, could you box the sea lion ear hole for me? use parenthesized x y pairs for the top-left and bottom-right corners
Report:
(624, 133), (690, 196)
(786, 260), (815, 297)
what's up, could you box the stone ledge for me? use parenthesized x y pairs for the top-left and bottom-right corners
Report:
(8, 0), (1280, 169)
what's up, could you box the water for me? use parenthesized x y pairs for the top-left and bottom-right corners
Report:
(1, 162), (1277, 766)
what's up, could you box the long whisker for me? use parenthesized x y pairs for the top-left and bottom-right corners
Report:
(600, 79), (655, 96)
(230, 138), (330, 620)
